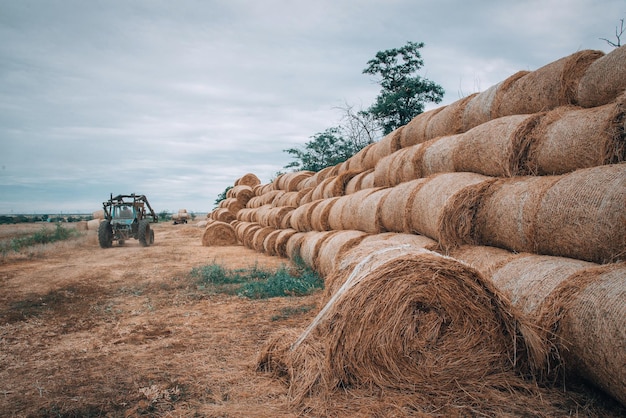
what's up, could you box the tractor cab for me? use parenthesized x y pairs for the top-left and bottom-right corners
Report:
(111, 204), (136, 225)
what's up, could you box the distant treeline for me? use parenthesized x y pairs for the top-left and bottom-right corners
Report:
(0, 214), (92, 225)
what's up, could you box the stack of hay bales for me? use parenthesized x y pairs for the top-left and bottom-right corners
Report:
(204, 46), (626, 413)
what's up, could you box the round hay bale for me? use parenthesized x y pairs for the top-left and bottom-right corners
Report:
(87, 218), (102, 231)
(379, 179), (428, 233)
(493, 50), (604, 118)
(358, 232), (437, 249)
(282, 250), (542, 403)
(241, 223), (262, 249)
(262, 229), (283, 256)
(316, 230), (369, 277)
(359, 170), (376, 189)
(322, 170), (361, 198)
(211, 208), (237, 223)
(577, 44), (626, 108)
(353, 188), (391, 233)
(290, 200), (323, 232)
(364, 128), (403, 168)
(425, 93), (477, 139)
(227, 185), (255, 205)
(534, 163), (626, 263)
(419, 135), (460, 177)
(347, 142), (377, 171)
(236, 207), (256, 222)
(202, 221), (238, 246)
(446, 244), (521, 279)
(234, 173), (261, 187)
(526, 97), (626, 175)
(309, 177), (334, 201)
(309, 197), (341, 231)
(392, 143), (425, 184)
(195, 220), (208, 228)
(298, 230), (341, 271)
(285, 231), (308, 261)
(453, 113), (542, 177)
(92, 209), (105, 220)
(373, 150), (401, 187)
(273, 228), (298, 258)
(407, 172), (495, 249)
(537, 262), (626, 406)
(221, 198), (243, 213)
(399, 107), (444, 148)
(252, 226), (277, 252)
(267, 206), (294, 229)
(344, 169), (374, 194)
(277, 171), (315, 191)
(461, 78), (514, 131)
(337, 187), (384, 231)
(475, 175), (561, 254)
(490, 254), (595, 316)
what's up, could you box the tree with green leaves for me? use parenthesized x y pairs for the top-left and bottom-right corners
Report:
(283, 127), (362, 172)
(363, 41), (444, 134)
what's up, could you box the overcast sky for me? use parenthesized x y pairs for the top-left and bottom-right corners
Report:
(0, 0), (623, 215)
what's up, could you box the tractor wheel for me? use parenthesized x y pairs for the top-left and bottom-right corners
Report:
(149, 229), (155, 245)
(138, 220), (151, 247)
(98, 220), (113, 248)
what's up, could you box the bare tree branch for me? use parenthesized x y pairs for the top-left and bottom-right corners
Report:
(600, 18), (624, 48)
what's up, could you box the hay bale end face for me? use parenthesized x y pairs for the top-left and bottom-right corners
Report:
(201, 221), (238, 246)
(259, 250), (546, 414)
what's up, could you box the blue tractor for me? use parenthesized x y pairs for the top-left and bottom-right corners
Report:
(98, 193), (158, 248)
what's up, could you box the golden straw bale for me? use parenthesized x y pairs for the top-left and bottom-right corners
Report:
(453, 113), (542, 177)
(87, 219), (102, 231)
(399, 107), (444, 148)
(262, 228), (283, 256)
(344, 169), (374, 194)
(353, 188), (391, 233)
(277, 171), (314, 191)
(446, 244), (521, 279)
(338, 187), (384, 231)
(461, 76), (525, 131)
(372, 151), (401, 187)
(368, 127), (403, 164)
(537, 262), (626, 406)
(493, 50), (604, 118)
(309, 197), (341, 231)
(92, 209), (105, 220)
(236, 207), (256, 222)
(316, 230), (369, 277)
(346, 142), (376, 171)
(263, 250), (544, 413)
(221, 197), (243, 213)
(273, 228), (298, 258)
(252, 226), (277, 252)
(360, 170), (376, 189)
(263, 206), (294, 229)
(533, 163), (626, 263)
(577, 44), (626, 108)
(476, 175), (561, 254)
(309, 176), (334, 201)
(322, 170), (361, 198)
(201, 221), (238, 246)
(240, 223), (262, 249)
(289, 200), (322, 232)
(379, 178), (428, 233)
(298, 230), (341, 271)
(424, 93), (477, 140)
(210, 208), (237, 223)
(228, 185), (255, 206)
(526, 96), (626, 175)
(392, 143), (425, 184)
(285, 231), (308, 261)
(234, 173), (261, 187)
(419, 135), (460, 177)
(490, 254), (595, 316)
(407, 172), (495, 249)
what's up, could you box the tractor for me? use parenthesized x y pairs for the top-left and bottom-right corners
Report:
(98, 193), (158, 248)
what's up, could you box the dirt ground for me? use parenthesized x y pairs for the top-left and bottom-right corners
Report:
(0, 222), (320, 417)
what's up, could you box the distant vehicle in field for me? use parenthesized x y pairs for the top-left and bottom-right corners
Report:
(172, 209), (189, 225)
(98, 193), (158, 248)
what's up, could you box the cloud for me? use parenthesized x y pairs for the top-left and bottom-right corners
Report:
(0, 0), (623, 213)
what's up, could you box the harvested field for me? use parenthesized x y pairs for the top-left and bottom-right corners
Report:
(0, 222), (320, 417)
